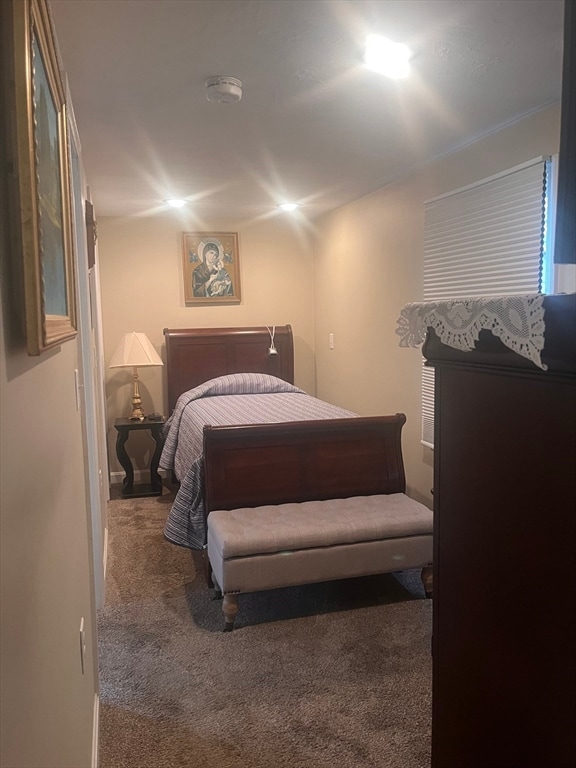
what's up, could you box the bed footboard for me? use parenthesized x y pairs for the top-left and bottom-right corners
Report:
(203, 414), (407, 512)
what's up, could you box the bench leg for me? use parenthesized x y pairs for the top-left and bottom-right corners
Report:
(222, 594), (239, 632)
(421, 565), (433, 598)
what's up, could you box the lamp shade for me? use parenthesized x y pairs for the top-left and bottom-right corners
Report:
(109, 332), (163, 368)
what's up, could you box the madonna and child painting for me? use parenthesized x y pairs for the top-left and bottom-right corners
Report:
(182, 232), (241, 305)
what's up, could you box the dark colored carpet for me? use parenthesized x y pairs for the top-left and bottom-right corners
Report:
(98, 488), (432, 768)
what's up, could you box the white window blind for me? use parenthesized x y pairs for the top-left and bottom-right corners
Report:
(422, 157), (549, 448)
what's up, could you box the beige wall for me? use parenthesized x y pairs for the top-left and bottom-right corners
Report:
(97, 214), (316, 474)
(0, 4), (98, 766)
(313, 104), (561, 506)
(0, 254), (98, 768)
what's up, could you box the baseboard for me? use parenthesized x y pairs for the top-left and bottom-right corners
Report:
(109, 468), (169, 485)
(92, 693), (99, 768)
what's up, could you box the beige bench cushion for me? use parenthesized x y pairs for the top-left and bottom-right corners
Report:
(207, 493), (432, 559)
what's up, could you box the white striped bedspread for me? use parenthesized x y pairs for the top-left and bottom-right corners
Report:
(160, 373), (357, 549)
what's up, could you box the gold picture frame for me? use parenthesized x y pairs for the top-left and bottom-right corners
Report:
(12, 0), (77, 355)
(182, 232), (242, 305)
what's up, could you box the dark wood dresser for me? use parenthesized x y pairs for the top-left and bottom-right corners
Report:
(423, 293), (576, 768)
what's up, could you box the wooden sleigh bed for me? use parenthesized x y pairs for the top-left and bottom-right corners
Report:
(160, 324), (433, 629)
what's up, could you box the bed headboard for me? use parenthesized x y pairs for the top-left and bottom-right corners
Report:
(163, 325), (294, 414)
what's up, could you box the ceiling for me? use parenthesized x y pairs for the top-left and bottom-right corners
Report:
(48, 0), (565, 222)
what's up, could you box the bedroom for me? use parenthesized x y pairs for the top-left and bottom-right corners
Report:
(0, 1), (574, 768)
(53, 0), (569, 510)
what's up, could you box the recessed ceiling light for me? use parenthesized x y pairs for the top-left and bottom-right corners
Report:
(278, 203), (299, 212)
(364, 34), (412, 79)
(166, 198), (187, 208)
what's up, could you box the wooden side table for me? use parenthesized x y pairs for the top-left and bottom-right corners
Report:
(114, 417), (165, 498)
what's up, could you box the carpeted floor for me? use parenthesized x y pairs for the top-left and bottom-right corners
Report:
(98, 487), (432, 768)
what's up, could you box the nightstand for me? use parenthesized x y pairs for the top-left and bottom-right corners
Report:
(114, 417), (165, 498)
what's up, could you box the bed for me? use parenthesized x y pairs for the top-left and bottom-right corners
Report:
(159, 325), (433, 627)
(160, 325), (359, 549)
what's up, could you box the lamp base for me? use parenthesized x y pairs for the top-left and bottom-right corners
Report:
(129, 371), (146, 421)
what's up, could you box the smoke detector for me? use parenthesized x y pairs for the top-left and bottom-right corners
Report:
(205, 76), (243, 103)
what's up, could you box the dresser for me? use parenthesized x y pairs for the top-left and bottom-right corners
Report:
(422, 293), (576, 767)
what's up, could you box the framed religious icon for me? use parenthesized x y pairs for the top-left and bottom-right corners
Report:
(12, 0), (78, 354)
(182, 232), (242, 305)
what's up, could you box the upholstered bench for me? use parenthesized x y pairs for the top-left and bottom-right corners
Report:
(207, 492), (433, 631)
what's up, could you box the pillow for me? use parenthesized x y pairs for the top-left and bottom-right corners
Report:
(165, 373), (306, 434)
(190, 372), (305, 399)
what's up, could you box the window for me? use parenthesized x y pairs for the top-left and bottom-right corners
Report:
(421, 157), (554, 448)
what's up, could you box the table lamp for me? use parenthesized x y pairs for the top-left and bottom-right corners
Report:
(109, 332), (163, 421)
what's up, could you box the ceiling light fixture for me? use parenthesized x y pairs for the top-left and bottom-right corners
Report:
(205, 76), (243, 103)
(278, 203), (299, 212)
(364, 34), (412, 79)
(166, 198), (187, 208)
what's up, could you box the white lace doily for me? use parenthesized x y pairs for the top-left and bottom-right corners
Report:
(396, 294), (547, 370)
